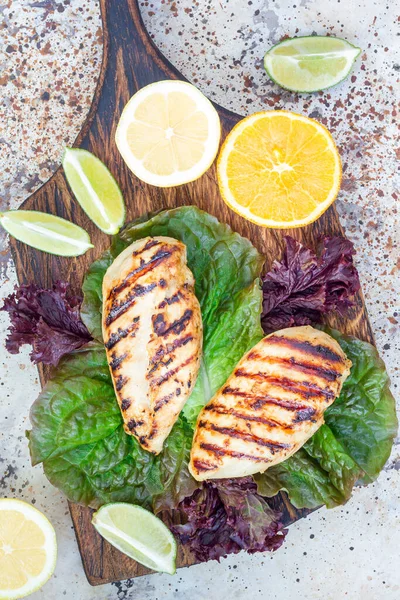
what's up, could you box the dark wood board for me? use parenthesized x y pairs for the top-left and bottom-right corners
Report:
(10, 0), (374, 586)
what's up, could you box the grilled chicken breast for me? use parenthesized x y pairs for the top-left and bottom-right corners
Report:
(103, 236), (202, 454)
(189, 326), (351, 481)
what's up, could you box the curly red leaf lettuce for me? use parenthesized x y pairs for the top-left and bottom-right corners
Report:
(171, 478), (287, 562)
(261, 236), (360, 333)
(1, 281), (92, 366)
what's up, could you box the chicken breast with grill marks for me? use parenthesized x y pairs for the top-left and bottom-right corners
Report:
(102, 236), (202, 455)
(189, 326), (351, 481)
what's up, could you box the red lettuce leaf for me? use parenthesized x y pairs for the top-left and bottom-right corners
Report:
(261, 236), (360, 333)
(1, 281), (92, 366)
(171, 477), (287, 562)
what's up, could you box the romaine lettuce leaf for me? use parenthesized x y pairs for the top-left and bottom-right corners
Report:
(254, 328), (398, 508)
(29, 343), (199, 509)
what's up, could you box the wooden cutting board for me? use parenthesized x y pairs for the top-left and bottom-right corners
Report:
(10, 0), (374, 586)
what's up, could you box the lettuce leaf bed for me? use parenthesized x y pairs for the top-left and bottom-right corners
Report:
(81, 206), (265, 426)
(29, 207), (264, 509)
(28, 207), (397, 525)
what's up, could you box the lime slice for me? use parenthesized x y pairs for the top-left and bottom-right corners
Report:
(0, 210), (94, 256)
(264, 36), (361, 92)
(92, 503), (177, 575)
(0, 499), (57, 600)
(63, 148), (125, 234)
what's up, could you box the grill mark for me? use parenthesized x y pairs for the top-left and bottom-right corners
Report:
(105, 317), (140, 350)
(266, 335), (345, 364)
(151, 334), (194, 363)
(221, 386), (315, 412)
(200, 442), (263, 462)
(231, 373), (335, 401)
(201, 422), (291, 452)
(121, 398), (131, 411)
(148, 334), (194, 376)
(264, 355), (341, 381)
(153, 309), (193, 337)
(246, 352), (340, 381)
(108, 246), (174, 298)
(158, 290), (183, 309)
(152, 314), (166, 336)
(154, 392), (175, 412)
(203, 403), (293, 429)
(132, 239), (160, 255)
(109, 352), (128, 371)
(115, 375), (128, 392)
(192, 459), (216, 472)
(148, 425), (158, 440)
(147, 356), (173, 376)
(127, 418), (144, 431)
(293, 407), (318, 423)
(106, 283), (157, 326)
(151, 354), (196, 387)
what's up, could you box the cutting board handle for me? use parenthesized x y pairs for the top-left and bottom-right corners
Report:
(101, 0), (183, 86)
(77, 0), (238, 150)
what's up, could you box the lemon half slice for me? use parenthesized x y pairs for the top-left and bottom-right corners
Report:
(115, 80), (221, 187)
(0, 499), (57, 600)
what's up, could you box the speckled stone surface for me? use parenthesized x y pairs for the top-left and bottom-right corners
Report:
(0, 1), (399, 598)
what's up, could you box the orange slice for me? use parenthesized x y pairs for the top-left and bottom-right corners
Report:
(217, 111), (342, 228)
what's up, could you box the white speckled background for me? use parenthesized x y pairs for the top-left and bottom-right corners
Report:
(0, 0), (399, 598)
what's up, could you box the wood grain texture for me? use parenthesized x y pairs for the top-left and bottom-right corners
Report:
(10, 0), (374, 586)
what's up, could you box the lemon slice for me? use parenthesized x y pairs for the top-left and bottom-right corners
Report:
(217, 110), (342, 228)
(0, 499), (57, 600)
(63, 148), (125, 235)
(0, 210), (94, 256)
(92, 503), (177, 574)
(264, 36), (361, 93)
(115, 80), (221, 187)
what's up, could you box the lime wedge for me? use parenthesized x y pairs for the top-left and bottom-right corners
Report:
(63, 148), (125, 234)
(264, 36), (361, 93)
(0, 210), (94, 256)
(92, 503), (177, 575)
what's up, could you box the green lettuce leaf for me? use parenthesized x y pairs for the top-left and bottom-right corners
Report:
(29, 343), (200, 509)
(80, 238), (126, 341)
(29, 207), (264, 508)
(254, 328), (398, 509)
